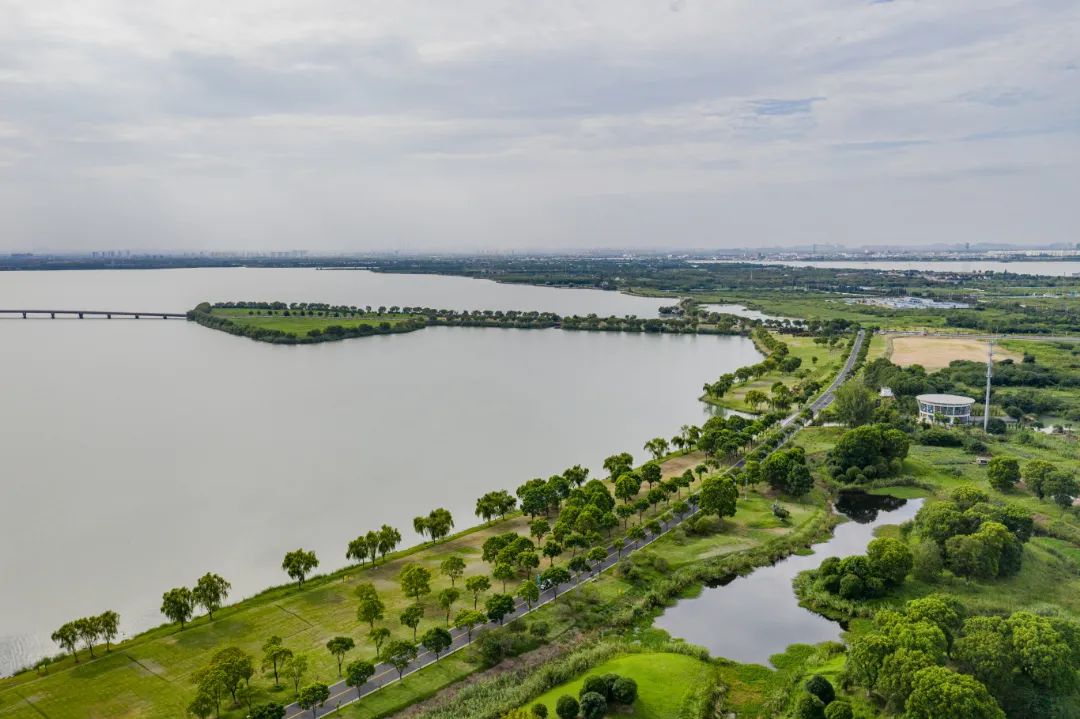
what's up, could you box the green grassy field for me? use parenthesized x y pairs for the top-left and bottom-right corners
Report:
(527, 652), (714, 717)
(707, 333), (846, 412)
(210, 308), (414, 335)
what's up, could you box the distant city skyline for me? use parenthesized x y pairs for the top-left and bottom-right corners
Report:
(1, 0), (1077, 252)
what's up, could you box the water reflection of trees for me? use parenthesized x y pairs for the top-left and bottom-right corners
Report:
(835, 491), (906, 523)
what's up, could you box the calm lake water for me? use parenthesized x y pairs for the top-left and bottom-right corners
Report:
(653, 493), (923, 665)
(756, 260), (1080, 277)
(0, 269), (761, 675)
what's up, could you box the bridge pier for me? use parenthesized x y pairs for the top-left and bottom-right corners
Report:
(22, 311), (26, 318)
(106, 313), (112, 319)
(78, 312), (84, 319)
(50, 312), (55, 319)
(134, 314), (140, 319)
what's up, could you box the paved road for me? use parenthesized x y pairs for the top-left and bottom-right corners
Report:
(284, 330), (867, 719)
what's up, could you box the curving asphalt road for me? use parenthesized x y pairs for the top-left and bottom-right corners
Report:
(284, 330), (866, 719)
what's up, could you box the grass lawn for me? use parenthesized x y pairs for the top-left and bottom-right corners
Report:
(527, 653), (713, 717)
(710, 334), (846, 412)
(210, 308), (414, 336)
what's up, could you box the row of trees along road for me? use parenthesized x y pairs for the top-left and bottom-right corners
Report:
(150, 343), (834, 714)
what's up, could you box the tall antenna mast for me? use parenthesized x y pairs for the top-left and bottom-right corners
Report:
(983, 338), (994, 430)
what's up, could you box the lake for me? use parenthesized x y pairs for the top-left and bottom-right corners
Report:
(742, 260), (1080, 277)
(0, 269), (761, 676)
(653, 492), (922, 665)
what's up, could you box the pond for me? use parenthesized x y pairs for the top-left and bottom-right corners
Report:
(653, 492), (923, 665)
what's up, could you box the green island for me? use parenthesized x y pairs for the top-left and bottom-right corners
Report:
(8, 260), (1080, 719)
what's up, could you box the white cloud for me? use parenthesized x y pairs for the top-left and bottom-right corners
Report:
(0, 0), (1077, 251)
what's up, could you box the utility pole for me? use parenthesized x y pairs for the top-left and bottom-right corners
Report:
(983, 338), (994, 431)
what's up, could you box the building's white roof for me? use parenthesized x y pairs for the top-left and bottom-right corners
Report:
(916, 393), (976, 406)
(880, 387), (894, 397)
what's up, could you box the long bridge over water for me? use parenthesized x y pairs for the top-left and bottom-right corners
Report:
(0, 309), (186, 319)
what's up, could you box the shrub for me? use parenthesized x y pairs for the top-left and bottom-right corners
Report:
(579, 691), (607, 719)
(611, 676), (638, 704)
(805, 674), (835, 704)
(529, 622), (550, 639)
(531, 703), (549, 718)
(824, 700), (854, 719)
(912, 539), (943, 583)
(793, 691), (826, 719)
(555, 695), (579, 719)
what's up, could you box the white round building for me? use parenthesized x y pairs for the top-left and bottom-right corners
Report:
(917, 393), (976, 425)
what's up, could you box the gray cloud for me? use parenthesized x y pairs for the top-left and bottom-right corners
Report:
(0, 0), (1078, 251)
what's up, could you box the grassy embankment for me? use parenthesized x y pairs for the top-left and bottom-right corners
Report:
(210, 308), (414, 335)
(528, 652), (714, 718)
(0, 448), (818, 719)
(703, 332), (846, 413)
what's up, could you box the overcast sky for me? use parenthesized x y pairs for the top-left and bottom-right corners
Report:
(1, 0), (1077, 253)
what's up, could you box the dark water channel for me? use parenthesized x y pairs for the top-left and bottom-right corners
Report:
(653, 492), (924, 665)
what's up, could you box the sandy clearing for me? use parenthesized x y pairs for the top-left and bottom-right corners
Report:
(890, 336), (1022, 371)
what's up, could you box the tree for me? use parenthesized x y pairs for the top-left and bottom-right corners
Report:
(542, 566), (571, 600)
(421, 626), (453, 660)
(281, 549), (319, 589)
(517, 579), (540, 609)
(699, 476), (738, 525)
(746, 389), (768, 410)
(261, 636), (293, 687)
(912, 539), (943, 582)
(206, 646), (254, 705)
(986, 456), (1020, 492)
(437, 587), (461, 625)
(465, 575), (491, 609)
(833, 382), (876, 427)
(326, 636), (355, 676)
(454, 609), (487, 642)
(530, 519), (551, 543)
(493, 562), (516, 592)
(531, 702), (550, 718)
(614, 474), (640, 504)
(187, 689), (216, 719)
(644, 437), (669, 460)
(555, 694), (580, 719)
(51, 622), (79, 661)
(904, 666), (1004, 719)
(346, 535), (370, 567)
(190, 668), (227, 718)
(426, 508), (455, 541)
(486, 593), (516, 625)
(161, 587), (195, 629)
(1022, 459), (1056, 499)
(603, 452), (633, 480)
(283, 654), (308, 696)
(344, 659), (375, 697)
(877, 648), (935, 710)
(369, 626), (390, 656)
(476, 490), (516, 524)
(805, 674), (835, 705)
(1044, 471), (1080, 513)
(383, 639), (418, 681)
(95, 610), (119, 651)
(400, 604), (424, 641)
(542, 540), (563, 566)
(297, 682), (330, 718)
(564, 465), (589, 487)
(398, 563), (432, 603)
(73, 616), (101, 658)
(866, 536), (913, 586)
(192, 573), (231, 620)
(847, 632), (896, 688)
(440, 555), (466, 587)
(377, 525), (402, 562)
(356, 587), (385, 630)
(579, 691), (607, 719)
